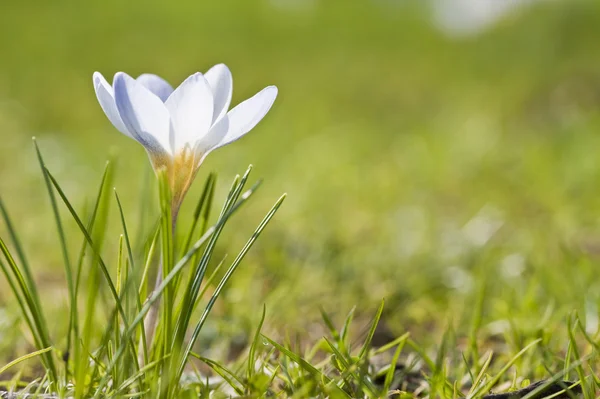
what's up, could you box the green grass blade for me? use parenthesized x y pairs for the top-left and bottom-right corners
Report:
(383, 334), (409, 393)
(114, 190), (136, 274)
(468, 339), (541, 399)
(72, 161), (113, 377)
(43, 167), (142, 378)
(248, 304), (267, 385)
(114, 189), (148, 364)
(34, 139), (76, 371)
(320, 307), (341, 343)
(467, 350), (493, 396)
(181, 172), (216, 257)
(191, 354), (245, 396)
(567, 313), (590, 399)
(357, 299), (385, 360)
(172, 169), (250, 352)
(113, 355), (167, 395)
(0, 347), (53, 376)
(0, 198), (42, 323)
(0, 239), (58, 384)
(262, 335), (351, 398)
(176, 193), (287, 382)
(45, 167), (130, 326)
(324, 337), (378, 398)
(339, 307), (355, 350)
(0, 257), (41, 350)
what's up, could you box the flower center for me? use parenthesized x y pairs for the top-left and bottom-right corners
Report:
(148, 146), (199, 212)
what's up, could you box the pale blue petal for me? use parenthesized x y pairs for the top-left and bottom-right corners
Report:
(136, 73), (174, 102)
(113, 72), (172, 156)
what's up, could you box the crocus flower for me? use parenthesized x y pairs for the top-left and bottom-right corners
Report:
(93, 64), (277, 210)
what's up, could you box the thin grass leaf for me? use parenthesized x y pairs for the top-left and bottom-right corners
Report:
(383, 333), (409, 393)
(34, 140), (76, 371)
(357, 299), (384, 360)
(324, 337), (379, 398)
(72, 160), (113, 376)
(181, 173), (216, 256)
(468, 351), (493, 396)
(248, 305), (267, 386)
(191, 354), (245, 396)
(0, 347), (53, 376)
(339, 307), (355, 348)
(138, 226), (160, 299)
(469, 339), (541, 399)
(372, 332), (410, 355)
(173, 170), (249, 351)
(406, 339), (435, 371)
(115, 189), (149, 364)
(176, 193), (287, 383)
(567, 313), (590, 399)
(44, 167), (143, 382)
(113, 356), (168, 396)
(0, 198), (42, 328)
(320, 307), (341, 343)
(262, 335), (351, 398)
(0, 241), (57, 383)
(45, 168), (130, 326)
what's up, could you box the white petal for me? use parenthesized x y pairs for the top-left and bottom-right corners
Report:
(93, 72), (132, 138)
(113, 72), (172, 156)
(136, 74), (174, 102)
(165, 72), (214, 151)
(205, 64), (233, 123)
(195, 115), (229, 157)
(213, 86), (278, 149)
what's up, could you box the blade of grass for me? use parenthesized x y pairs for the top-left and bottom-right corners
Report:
(172, 170), (250, 353)
(0, 347), (53, 376)
(567, 313), (590, 399)
(0, 240), (58, 384)
(0, 198), (43, 330)
(357, 299), (385, 360)
(468, 339), (542, 399)
(323, 337), (378, 398)
(115, 189), (148, 365)
(34, 139), (76, 375)
(191, 354), (245, 396)
(468, 350), (493, 396)
(181, 173), (216, 257)
(72, 160), (113, 380)
(45, 168), (130, 327)
(248, 304), (267, 386)
(339, 307), (355, 351)
(262, 335), (351, 398)
(44, 167), (143, 380)
(383, 334), (409, 393)
(175, 194), (287, 383)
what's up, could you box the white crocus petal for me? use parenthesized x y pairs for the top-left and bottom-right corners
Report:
(214, 85), (278, 149)
(165, 73), (214, 151)
(205, 64), (233, 123)
(113, 72), (172, 157)
(195, 115), (229, 160)
(136, 74), (174, 102)
(93, 72), (132, 138)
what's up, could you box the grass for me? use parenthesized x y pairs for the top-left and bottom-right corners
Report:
(1, 0), (600, 397)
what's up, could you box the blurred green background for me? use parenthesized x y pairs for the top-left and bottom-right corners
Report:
(2, 0), (600, 358)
